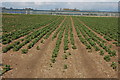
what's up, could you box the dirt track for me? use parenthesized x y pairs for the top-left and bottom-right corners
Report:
(2, 16), (117, 78)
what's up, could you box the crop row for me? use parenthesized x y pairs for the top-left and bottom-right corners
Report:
(51, 26), (65, 63)
(52, 17), (67, 40)
(51, 16), (77, 63)
(73, 17), (117, 57)
(72, 17), (117, 69)
(44, 17), (65, 39)
(2, 14), (59, 45)
(77, 17), (119, 46)
(73, 17), (91, 49)
(64, 26), (69, 52)
(69, 19), (76, 49)
(63, 17), (71, 52)
(27, 16), (64, 49)
(2, 16), (64, 53)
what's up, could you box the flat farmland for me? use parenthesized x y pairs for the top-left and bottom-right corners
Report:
(1, 14), (119, 78)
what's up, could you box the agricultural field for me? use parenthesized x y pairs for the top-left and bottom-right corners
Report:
(1, 14), (119, 78)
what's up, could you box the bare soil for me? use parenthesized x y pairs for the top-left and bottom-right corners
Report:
(2, 17), (118, 78)
(78, 18), (118, 65)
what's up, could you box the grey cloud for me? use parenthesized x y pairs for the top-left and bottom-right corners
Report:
(2, 2), (118, 11)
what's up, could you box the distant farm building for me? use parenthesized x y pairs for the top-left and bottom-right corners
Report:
(2, 8), (119, 17)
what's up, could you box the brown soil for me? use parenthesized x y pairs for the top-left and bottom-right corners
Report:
(2, 17), (60, 47)
(2, 16), (118, 78)
(77, 18), (118, 63)
(70, 17), (117, 78)
(82, 18), (118, 46)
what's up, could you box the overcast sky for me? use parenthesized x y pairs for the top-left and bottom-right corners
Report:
(1, 0), (120, 2)
(1, 0), (119, 11)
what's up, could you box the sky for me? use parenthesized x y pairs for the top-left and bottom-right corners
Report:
(1, 0), (120, 2)
(1, 0), (120, 11)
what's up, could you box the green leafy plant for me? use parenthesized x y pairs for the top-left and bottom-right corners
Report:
(63, 54), (67, 59)
(99, 50), (104, 56)
(28, 43), (34, 49)
(64, 64), (68, 69)
(36, 46), (40, 50)
(110, 50), (116, 57)
(67, 52), (71, 56)
(21, 39), (24, 41)
(2, 44), (13, 53)
(95, 46), (100, 51)
(3, 65), (11, 72)
(72, 45), (77, 49)
(104, 55), (110, 62)
(13, 46), (19, 51)
(41, 40), (44, 43)
(109, 45), (112, 48)
(86, 45), (91, 49)
(49, 63), (52, 67)
(21, 49), (28, 54)
(111, 62), (117, 70)
(51, 58), (56, 63)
